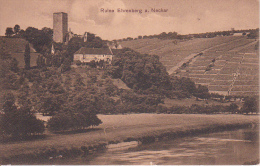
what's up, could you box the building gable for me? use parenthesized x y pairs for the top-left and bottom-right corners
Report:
(74, 47), (113, 55)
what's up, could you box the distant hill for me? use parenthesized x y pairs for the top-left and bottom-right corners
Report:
(0, 37), (40, 68)
(120, 36), (259, 96)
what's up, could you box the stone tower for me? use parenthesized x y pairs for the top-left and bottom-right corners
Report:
(53, 12), (68, 43)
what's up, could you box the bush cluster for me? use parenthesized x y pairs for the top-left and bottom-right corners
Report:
(107, 48), (172, 92)
(107, 48), (210, 99)
(97, 95), (259, 115)
(156, 100), (258, 114)
(47, 111), (101, 132)
(0, 92), (45, 139)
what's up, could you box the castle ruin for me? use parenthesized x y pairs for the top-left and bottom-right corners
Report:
(53, 12), (68, 43)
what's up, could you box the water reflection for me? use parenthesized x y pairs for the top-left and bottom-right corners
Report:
(85, 127), (259, 165)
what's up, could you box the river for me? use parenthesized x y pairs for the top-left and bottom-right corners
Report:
(56, 126), (258, 165)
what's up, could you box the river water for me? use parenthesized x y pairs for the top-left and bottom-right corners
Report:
(62, 126), (259, 165)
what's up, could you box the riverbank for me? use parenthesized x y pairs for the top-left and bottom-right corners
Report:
(1, 114), (259, 164)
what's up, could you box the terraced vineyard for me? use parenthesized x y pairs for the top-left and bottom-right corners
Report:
(120, 36), (259, 96)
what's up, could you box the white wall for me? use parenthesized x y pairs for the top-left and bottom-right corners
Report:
(74, 54), (113, 63)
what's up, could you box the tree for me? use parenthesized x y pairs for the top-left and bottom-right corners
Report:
(227, 103), (239, 114)
(24, 43), (30, 69)
(2, 92), (16, 114)
(36, 55), (45, 68)
(1, 92), (45, 138)
(88, 113), (102, 127)
(52, 50), (62, 67)
(47, 110), (102, 132)
(89, 60), (97, 68)
(179, 77), (196, 94)
(17, 81), (31, 107)
(241, 96), (259, 114)
(23, 27), (53, 53)
(47, 89), (103, 132)
(170, 76), (196, 98)
(110, 48), (171, 94)
(5, 27), (14, 37)
(105, 82), (118, 96)
(247, 29), (259, 39)
(47, 112), (72, 132)
(14, 24), (20, 35)
(194, 84), (210, 100)
(67, 37), (83, 61)
(64, 75), (72, 91)
(37, 78), (66, 116)
(0, 59), (20, 90)
(10, 57), (19, 73)
(61, 58), (71, 72)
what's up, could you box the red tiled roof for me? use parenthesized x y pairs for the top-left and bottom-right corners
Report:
(75, 47), (113, 55)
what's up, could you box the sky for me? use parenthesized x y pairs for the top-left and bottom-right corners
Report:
(0, 0), (259, 40)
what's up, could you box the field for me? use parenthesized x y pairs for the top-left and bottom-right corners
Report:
(162, 97), (235, 107)
(1, 114), (258, 162)
(120, 36), (259, 96)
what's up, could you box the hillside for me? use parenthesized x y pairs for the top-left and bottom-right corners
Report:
(120, 36), (259, 96)
(0, 37), (36, 53)
(0, 37), (40, 68)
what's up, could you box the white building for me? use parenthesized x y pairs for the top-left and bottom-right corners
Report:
(74, 47), (113, 63)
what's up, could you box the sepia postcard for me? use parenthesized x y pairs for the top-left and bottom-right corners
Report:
(0, 0), (259, 165)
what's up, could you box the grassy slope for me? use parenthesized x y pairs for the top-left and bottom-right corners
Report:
(0, 37), (40, 68)
(1, 114), (258, 158)
(0, 37), (35, 53)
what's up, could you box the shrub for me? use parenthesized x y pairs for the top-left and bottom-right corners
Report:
(1, 92), (45, 138)
(61, 58), (71, 72)
(47, 111), (102, 132)
(47, 112), (72, 132)
(241, 96), (259, 114)
(75, 60), (82, 66)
